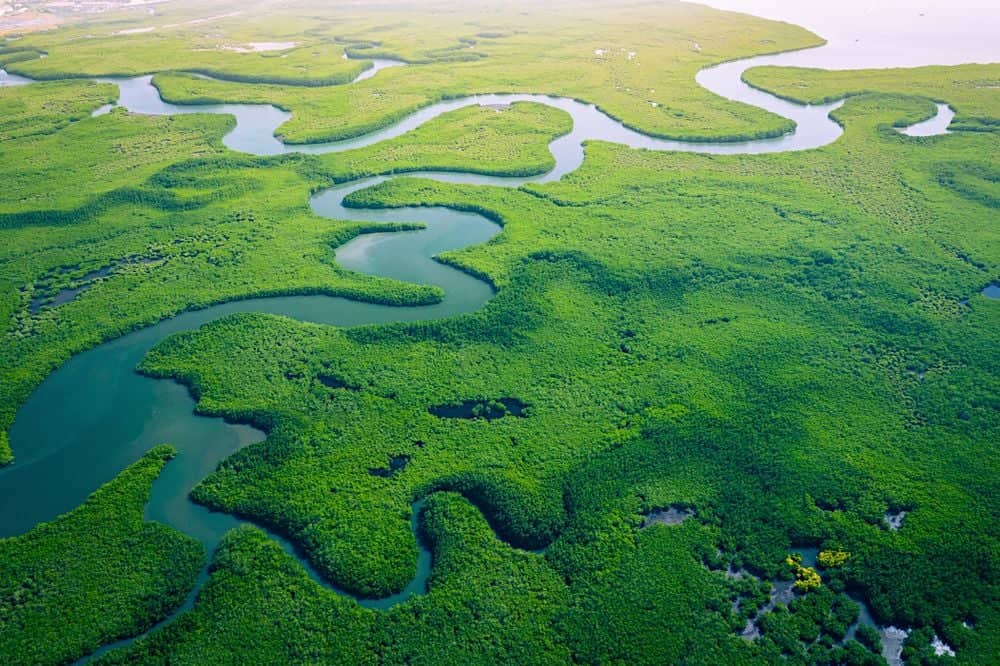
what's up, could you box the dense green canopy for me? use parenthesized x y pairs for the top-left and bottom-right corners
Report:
(0, 1), (996, 664)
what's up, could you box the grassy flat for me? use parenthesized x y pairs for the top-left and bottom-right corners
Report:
(743, 63), (1000, 131)
(0, 79), (116, 141)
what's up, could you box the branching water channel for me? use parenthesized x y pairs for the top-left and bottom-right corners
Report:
(0, 38), (955, 663)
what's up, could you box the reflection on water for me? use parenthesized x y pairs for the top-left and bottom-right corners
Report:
(899, 103), (954, 136)
(353, 58), (406, 82)
(0, 68), (32, 86)
(702, 1), (999, 68)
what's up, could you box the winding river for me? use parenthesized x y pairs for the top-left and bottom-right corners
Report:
(0, 16), (965, 663)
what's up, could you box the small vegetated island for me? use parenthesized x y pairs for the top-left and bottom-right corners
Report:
(0, 1), (997, 664)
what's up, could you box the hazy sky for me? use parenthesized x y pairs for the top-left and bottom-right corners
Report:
(700, 0), (1000, 66)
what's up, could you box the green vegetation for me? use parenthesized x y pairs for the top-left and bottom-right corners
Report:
(0, 446), (203, 664)
(122, 92), (998, 660)
(755, 587), (873, 663)
(857, 623), (884, 655)
(0, 79), (115, 141)
(96, 493), (570, 665)
(0, 46), (46, 67)
(5, 8), (368, 85)
(8, 0), (824, 143)
(0, 86), (569, 467)
(0, 2), (997, 664)
(743, 63), (1000, 132)
(320, 102), (572, 179)
(0, 100), (232, 218)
